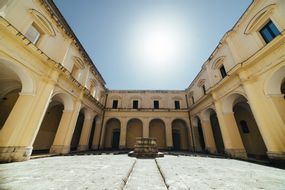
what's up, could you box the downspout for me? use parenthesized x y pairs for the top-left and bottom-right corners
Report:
(97, 92), (108, 150)
(185, 94), (195, 152)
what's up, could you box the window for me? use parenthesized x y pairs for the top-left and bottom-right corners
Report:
(71, 64), (80, 79)
(25, 23), (41, 44)
(191, 96), (195, 104)
(240, 120), (250, 133)
(133, 100), (138, 109)
(202, 85), (206, 95)
(112, 100), (118, 109)
(153, 100), (159, 109)
(219, 65), (227, 78)
(259, 20), (280, 43)
(174, 100), (180, 109)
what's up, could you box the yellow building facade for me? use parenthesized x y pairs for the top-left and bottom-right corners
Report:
(0, 0), (284, 165)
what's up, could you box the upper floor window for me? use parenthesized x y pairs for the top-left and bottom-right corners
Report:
(191, 96), (195, 104)
(112, 100), (118, 109)
(202, 85), (206, 95)
(133, 100), (138, 109)
(153, 100), (159, 109)
(25, 23), (42, 44)
(219, 65), (227, 78)
(259, 20), (280, 44)
(174, 100), (180, 109)
(71, 64), (80, 79)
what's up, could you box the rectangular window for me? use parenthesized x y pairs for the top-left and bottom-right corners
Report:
(25, 23), (41, 44)
(112, 100), (118, 109)
(219, 65), (227, 78)
(133, 100), (138, 109)
(202, 85), (206, 95)
(174, 100), (180, 109)
(153, 100), (159, 109)
(259, 20), (280, 43)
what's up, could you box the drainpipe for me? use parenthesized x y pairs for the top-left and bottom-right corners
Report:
(185, 94), (196, 152)
(97, 92), (108, 150)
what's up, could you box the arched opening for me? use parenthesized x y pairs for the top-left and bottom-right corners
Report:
(171, 119), (189, 151)
(149, 119), (166, 150)
(193, 116), (205, 152)
(266, 66), (285, 123)
(70, 110), (85, 151)
(209, 110), (225, 154)
(233, 95), (267, 160)
(33, 103), (64, 154)
(0, 63), (22, 129)
(88, 116), (97, 149)
(104, 118), (120, 149)
(126, 118), (143, 149)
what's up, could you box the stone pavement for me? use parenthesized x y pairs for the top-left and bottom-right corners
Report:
(0, 154), (285, 190)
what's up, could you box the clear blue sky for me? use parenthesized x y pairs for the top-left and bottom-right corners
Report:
(55, 0), (252, 90)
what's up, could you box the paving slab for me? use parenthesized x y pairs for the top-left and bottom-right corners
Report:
(124, 159), (167, 190)
(156, 155), (285, 190)
(0, 155), (135, 190)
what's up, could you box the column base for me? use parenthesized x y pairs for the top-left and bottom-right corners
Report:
(0, 146), (32, 163)
(206, 146), (216, 154)
(50, 145), (70, 154)
(119, 145), (126, 150)
(77, 145), (88, 151)
(91, 144), (99, 150)
(267, 151), (285, 167)
(225, 148), (247, 159)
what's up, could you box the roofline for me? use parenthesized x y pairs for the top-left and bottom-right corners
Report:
(43, 0), (106, 85)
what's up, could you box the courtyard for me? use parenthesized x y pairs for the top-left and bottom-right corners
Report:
(0, 154), (284, 190)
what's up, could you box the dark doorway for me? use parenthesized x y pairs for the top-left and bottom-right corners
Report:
(88, 117), (96, 149)
(70, 112), (85, 151)
(210, 112), (225, 154)
(111, 130), (120, 149)
(197, 118), (205, 151)
(172, 130), (180, 151)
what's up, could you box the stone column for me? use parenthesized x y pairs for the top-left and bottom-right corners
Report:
(241, 76), (285, 162)
(119, 118), (128, 149)
(142, 118), (149, 138)
(165, 118), (173, 149)
(201, 119), (216, 154)
(214, 100), (246, 158)
(77, 110), (96, 151)
(0, 74), (57, 162)
(91, 115), (103, 150)
(50, 100), (82, 154)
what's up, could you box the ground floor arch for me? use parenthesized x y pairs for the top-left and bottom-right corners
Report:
(193, 116), (205, 152)
(104, 118), (121, 149)
(209, 109), (225, 154)
(70, 110), (85, 151)
(88, 116), (97, 149)
(172, 119), (189, 151)
(149, 119), (166, 149)
(126, 118), (143, 149)
(33, 103), (64, 153)
(232, 95), (267, 159)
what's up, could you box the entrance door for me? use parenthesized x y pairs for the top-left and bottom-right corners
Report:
(172, 132), (180, 150)
(111, 130), (120, 149)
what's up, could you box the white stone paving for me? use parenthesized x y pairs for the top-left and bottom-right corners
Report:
(124, 159), (167, 190)
(1, 154), (285, 190)
(0, 155), (136, 190)
(156, 155), (285, 190)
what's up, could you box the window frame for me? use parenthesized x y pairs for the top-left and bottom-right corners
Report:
(219, 65), (227, 79)
(174, 100), (180, 109)
(153, 100), (159, 109)
(112, 100), (118, 109)
(259, 20), (281, 44)
(133, 100), (139, 109)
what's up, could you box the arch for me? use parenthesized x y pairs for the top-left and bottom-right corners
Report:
(192, 116), (205, 152)
(231, 95), (268, 159)
(212, 56), (225, 69)
(149, 119), (166, 149)
(265, 65), (285, 123)
(204, 108), (225, 154)
(244, 4), (277, 34)
(126, 118), (143, 149)
(103, 118), (121, 149)
(51, 91), (74, 111)
(0, 58), (34, 94)
(70, 109), (85, 151)
(171, 119), (189, 151)
(197, 79), (206, 87)
(30, 9), (56, 36)
(223, 92), (248, 113)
